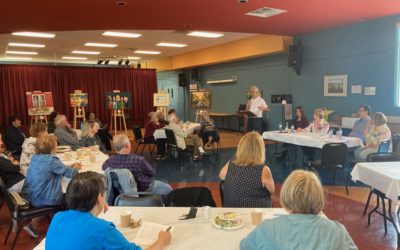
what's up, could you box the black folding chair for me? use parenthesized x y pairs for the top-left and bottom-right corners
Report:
(132, 126), (155, 157)
(363, 152), (399, 234)
(378, 139), (391, 153)
(165, 128), (194, 160)
(0, 177), (59, 250)
(219, 181), (225, 207)
(309, 143), (348, 194)
(164, 187), (216, 207)
(114, 193), (163, 207)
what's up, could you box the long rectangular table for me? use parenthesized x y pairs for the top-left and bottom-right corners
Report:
(262, 131), (363, 149)
(351, 161), (400, 247)
(34, 206), (293, 250)
(209, 112), (236, 130)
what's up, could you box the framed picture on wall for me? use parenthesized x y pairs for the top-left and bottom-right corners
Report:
(324, 74), (347, 97)
(191, 90), (212, 108)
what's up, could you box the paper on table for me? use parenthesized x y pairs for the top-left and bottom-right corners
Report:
(134, 222), (173, 246)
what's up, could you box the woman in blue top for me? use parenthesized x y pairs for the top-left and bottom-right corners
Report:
(240, 170), (357, 250)
(46, 171), (171, 250)
(21, 134), (81, 207)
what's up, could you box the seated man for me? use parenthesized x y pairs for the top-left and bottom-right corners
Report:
(102, 134), (172, 195)
(4, 115), (25, 157)
(348, 105), (371, 144)
(167, 114), (205, 160)
(54, 115), (79, 150)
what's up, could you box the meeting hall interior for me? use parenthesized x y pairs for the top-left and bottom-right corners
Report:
(1, 1), (400, 249)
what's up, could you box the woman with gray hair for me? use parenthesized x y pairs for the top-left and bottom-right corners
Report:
(240, 170), (357, 249)
(303, 108), (329, 134)
(354, 112), (391, 161)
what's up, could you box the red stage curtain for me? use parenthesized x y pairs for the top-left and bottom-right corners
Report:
(0, 64), (157, 129)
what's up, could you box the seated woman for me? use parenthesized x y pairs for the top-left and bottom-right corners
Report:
(301, 108), (329, 161)
(167, 114), (205, 160)
(293, 105), (310, 130)
(354, 112), (391, 161)
(47, 111), (58, 134)
(86, 111), (113, 151)
(0, 132), (25, 192)
(302, 108), (329, 133)
(199, 111), (220, 149)
(46, 171), (171, 250)
(79, 121), (106, 152)
(219, 132), (274, 208)
(240, 170), (357, 250)
(20, 122), (48, 173)
(144, 112), (167, 159)
(21, 135), (81, 207)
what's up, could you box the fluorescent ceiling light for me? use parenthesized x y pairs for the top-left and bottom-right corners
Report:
(8, 42), (45, 48)
(72, 50), (101, 55)
(102, 31), (142, 38)
(84, 42), (118, 48)
(6, 51), (38, 55)
(127, 56), (141, 60)
(187, 31), (224, 38)
(134, 50), (161, 55)
(4, 57), (32, 60)
(156, 42), (187, 48)
(62, 56), (87, 60)
(246, 7), (287, 18)
(12, 32), (55, 38)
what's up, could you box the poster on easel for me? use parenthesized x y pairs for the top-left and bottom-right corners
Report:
(26, 91), (54, 116)
(105, 92), (132, 109)
(70, 92), (88, 107)
(153, 93), (170, 107)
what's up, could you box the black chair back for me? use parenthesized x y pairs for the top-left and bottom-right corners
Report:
(392, 133), (400, 154)
(114, 193), (162, 207)
(219, 181), (225, 207)
(165, 187), (216, 207)
(165, 129), (177, 147)
(321, 143), (347, 167)
(367, 152), (399, 162)
(378, 139), (391, 153)
(132, 126), (143, 142)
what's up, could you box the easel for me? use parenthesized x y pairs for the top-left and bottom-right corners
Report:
(153, 91), (170, 120)
(30, 115), (47, 125)
(109, 90), (127, 134)
(195, 109), (207, 123)
(71, 90), (86, 129)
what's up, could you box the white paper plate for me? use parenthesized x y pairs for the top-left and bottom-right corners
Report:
(212, 216), (244, 230)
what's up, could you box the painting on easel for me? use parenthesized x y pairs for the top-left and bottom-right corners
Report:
(70, 93), (88, 107)
(105, 92), (132, 109)
(26, 91), (54, 115)
(190, 90), (212, 109)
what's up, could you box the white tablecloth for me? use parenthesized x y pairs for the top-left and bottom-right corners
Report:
(262, 131), (363, 149)
(34, 206), (291, 250)
(154, 123), (201, 139)
(351, 162), (400, 201)
(58, 150), (109, 192)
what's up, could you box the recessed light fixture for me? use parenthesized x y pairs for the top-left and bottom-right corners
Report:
(134, 50), (161, 55)
(6, 51), (38, 55)
(72, 50), (101, 55)
(84, 42), (118, 48)
(156, 42), (187, 48)
(127, 56), (141, 60)
(62, 56), (88, 60)
(4, 56), (32, 60)
(8, 42), (45, 48)
(102, 31), (142, 38)
(187, 31), (224, 38)
(12, 32), (55, 38)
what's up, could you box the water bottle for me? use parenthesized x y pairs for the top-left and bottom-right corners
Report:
(290, 124), (295, 133)
(285, 122), (289, 132)
(278, 122), (282, 132)
(337, 128), (343, 139)
(328, 129), (333, 138)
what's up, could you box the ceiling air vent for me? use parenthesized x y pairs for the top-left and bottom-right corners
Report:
(246, 7), (287, 18)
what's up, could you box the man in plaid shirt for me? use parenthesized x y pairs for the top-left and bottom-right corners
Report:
(102, 134), (172, 195)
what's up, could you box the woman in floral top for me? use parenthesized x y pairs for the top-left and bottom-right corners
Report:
(20, 122), (48, 174)
(354, 112), (391, 161)
(302, 108), (330, 134)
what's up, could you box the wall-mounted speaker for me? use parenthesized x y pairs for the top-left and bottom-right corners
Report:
(191, 68), (200, 81)
(288, 40), (303, 76)
(179, 73), (188, 87)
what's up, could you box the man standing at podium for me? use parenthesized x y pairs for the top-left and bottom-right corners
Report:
(246, 85), (270, 134)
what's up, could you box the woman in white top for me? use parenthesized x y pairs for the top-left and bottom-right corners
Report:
(303, 108), (330, 134)
(20, 122), (48, 174)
